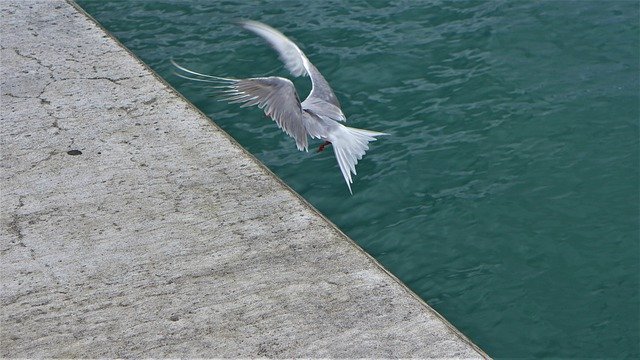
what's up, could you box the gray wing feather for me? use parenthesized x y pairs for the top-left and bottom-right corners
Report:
(222, 76), (309, 151)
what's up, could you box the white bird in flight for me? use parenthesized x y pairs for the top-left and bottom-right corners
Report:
(172, 20), (388, 194)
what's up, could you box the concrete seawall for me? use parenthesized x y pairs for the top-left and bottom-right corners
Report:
(1, 0), (487, 357)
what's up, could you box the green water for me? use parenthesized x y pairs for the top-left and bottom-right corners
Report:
(77, 1), (639, 357)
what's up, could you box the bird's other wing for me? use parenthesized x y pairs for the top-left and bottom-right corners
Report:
(239, 20), (345, 119)
(239, 20), (307, 77)
(172, 60), (308, 151)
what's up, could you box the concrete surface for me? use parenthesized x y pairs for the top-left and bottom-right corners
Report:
(0, 0), (488, 358)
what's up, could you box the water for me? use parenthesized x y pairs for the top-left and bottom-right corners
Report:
(77, 1), (639, 357)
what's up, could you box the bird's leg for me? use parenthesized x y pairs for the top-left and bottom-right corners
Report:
(317, 141), (332, 153)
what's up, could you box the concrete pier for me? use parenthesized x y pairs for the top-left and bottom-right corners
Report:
(1, 0), (487, 357)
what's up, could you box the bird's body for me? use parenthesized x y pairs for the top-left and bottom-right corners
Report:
(173, 20), (387, 193)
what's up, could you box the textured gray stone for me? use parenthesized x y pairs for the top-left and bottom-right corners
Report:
(0, 0), (488, 358)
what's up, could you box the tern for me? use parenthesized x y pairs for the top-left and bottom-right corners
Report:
(172, 20), (388, 194)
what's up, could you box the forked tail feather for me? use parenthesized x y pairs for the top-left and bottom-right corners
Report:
(327, 125), (388, 194)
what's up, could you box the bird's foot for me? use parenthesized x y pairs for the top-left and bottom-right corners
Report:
(317, 141), (332, 153)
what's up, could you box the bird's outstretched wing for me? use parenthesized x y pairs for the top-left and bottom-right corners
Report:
(240, 20), (346, 122)
(172, 60), (309, 151)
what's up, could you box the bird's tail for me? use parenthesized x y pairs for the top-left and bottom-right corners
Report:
(327, 125), (388, 194)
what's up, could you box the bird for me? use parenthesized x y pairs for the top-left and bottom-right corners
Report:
(172, 20), (388, 194)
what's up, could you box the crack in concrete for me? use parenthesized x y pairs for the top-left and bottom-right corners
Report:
(52, 74), (151, 86)
(29, 150), (56, 170)
(7, 214), (26, 244)
(14, 48), (53, 73)
(2, 196), (27, 256)
(2, 92), (33, 100)
(51, 117), (61, 132)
